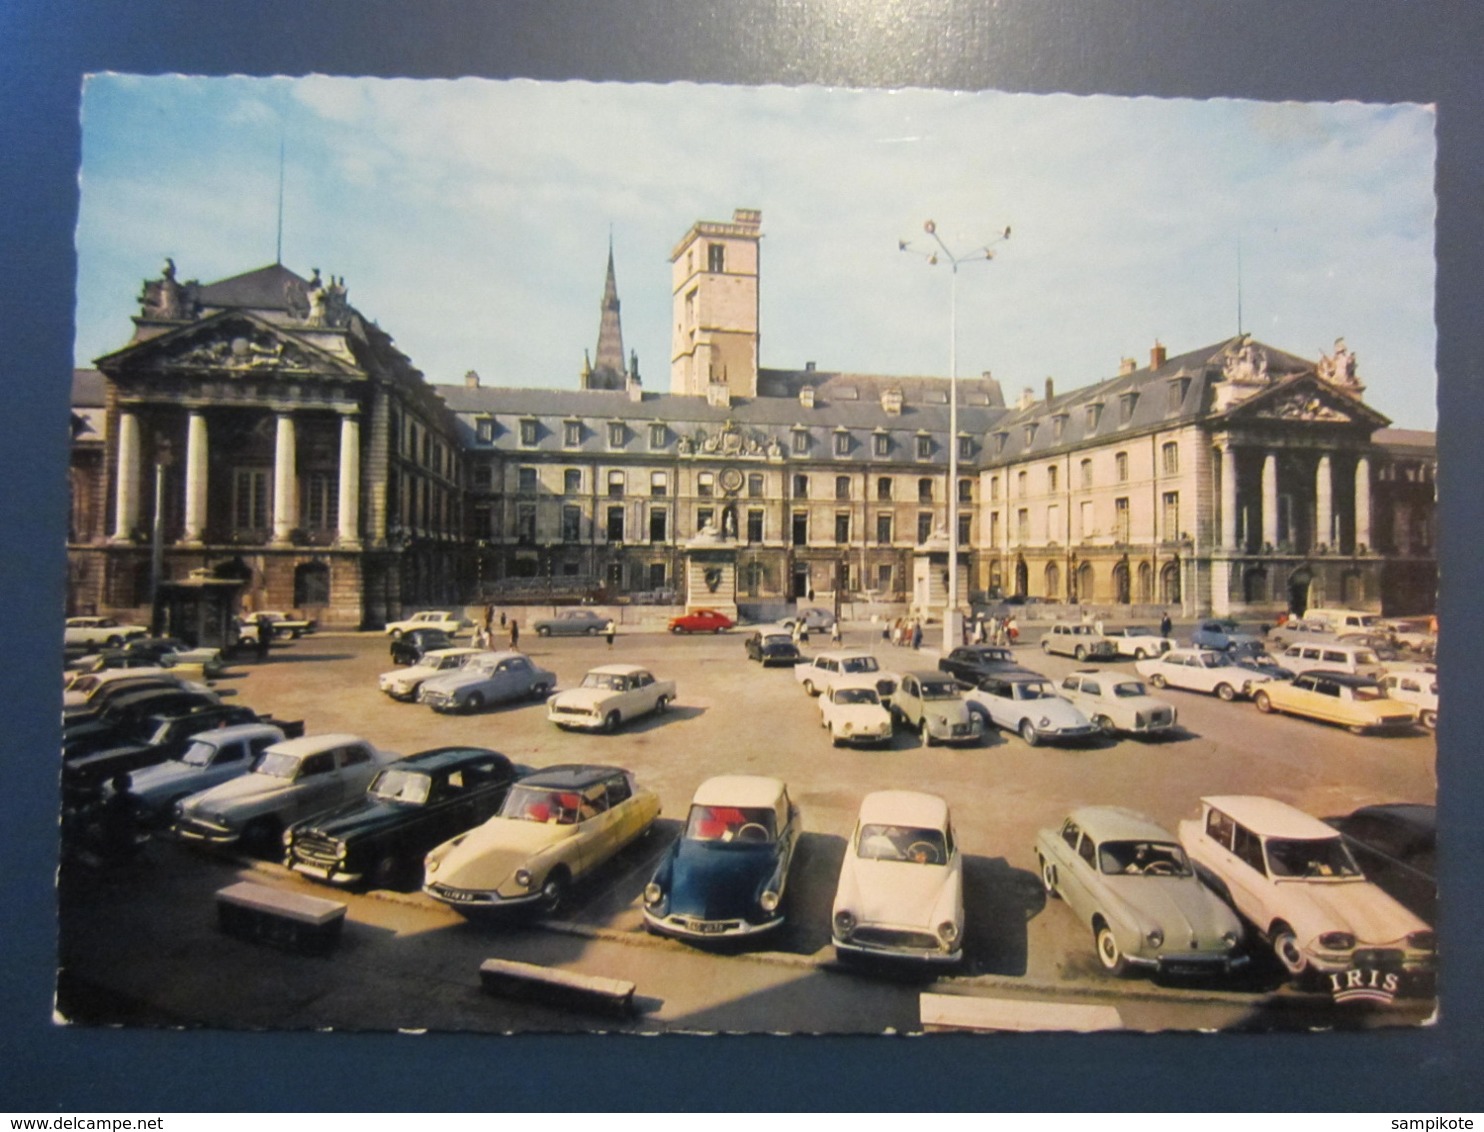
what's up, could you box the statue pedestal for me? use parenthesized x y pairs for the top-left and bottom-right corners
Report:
(684, 532), (739, 619)
(910, 540), (968, 626)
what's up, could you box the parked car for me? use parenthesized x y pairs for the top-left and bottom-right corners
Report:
(1265, 617), (1341, 650)
(546, 664), (676, 732)
(532, 609), (608, 637)
(423, 764), (661, 913)
(1301, 608), (1386, 637)
(62, 669), (207, 715)
(1277, 640), (1387, 680)
(794, 650), (899, 704)
(1380, 617), (1437, 656)
(63, 687), (223, 751)
(79, 637), (227, 680)
(744, 628), (801, 666)
(1378, 670), (1438, 730)
(818, 678), (895, 747)
(1231, 653), (1295, 683)
(1190, 620), (1263, 653)
(174, 733), (398, 854)
(962, 671), (1098, 747)
(127, 723), (287, 825)
(63, 702), (269, 800)
(643, 775), (802, 940)
(1253, 671), (1417, 735)
(64, 616), (148, 650)
(1323, 803), (1436, 925)
(1098, 626), (1177, 660)
(383, 610), (469, 639)
(389, 627), (454, 666)
(1035, 807), (1246, 977)
(669, 608), (735, 634)
(781, 607), (837, 634)
(1179, 795), (1436, 979)
(937, 645), (1020, 683)
(1058, 670), (1177, 737)
(831, 790), (964, 965)
(1135, 647), (1272, 701)
(248, 610), (318, 639)
(419, 650), (555, 713)
(890, 671), (983, 746)
(1040, 623), (1118, 661)
(286, 746), (524, 889)
(378, 647), (486, 702)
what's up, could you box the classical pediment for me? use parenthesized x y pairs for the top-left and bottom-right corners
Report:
(97, 312), (362, 381)
(1224, 372), (1388, 429)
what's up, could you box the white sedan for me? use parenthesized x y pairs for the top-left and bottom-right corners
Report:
(818, 678), (894, 747)
(378, 647), (486, 702)
(1135, 648), (1272, 701)
(384, 610), (471, 638)
(831, 790), (963, 965)
(962, 671), (1098, 746)
(546, 664), (676, 733)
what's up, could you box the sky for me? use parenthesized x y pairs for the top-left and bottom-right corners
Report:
(74, 76), (1437, 428)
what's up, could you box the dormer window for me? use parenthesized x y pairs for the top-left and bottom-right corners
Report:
(649, 423), (667, 449)
(1086, 404), (1103, 432)
(1052, 413), (1067, 441)
(1168, 377), (1191, 410)
(475, 417), (494, 443)
(994, 431), (1009, 455)
(1119, 392), (1139, 423)
(958, 434), (973, 459)
(792, 428), (809, 455)
(834, 429), (851, 457)
(607, 421), (627, 448)
(1024, 423), (1038, 447)
(563, 420), (582, 448)
(873, 431), (890, 457)
(519, 419), (539, 447)
(915, 434), (932, 460)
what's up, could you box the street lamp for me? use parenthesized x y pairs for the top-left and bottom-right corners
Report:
(900, 220), (1010, 650)
(149, 436), (176, 633)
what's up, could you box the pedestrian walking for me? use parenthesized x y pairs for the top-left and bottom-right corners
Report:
(254, 614), (273, 660)
(1159, 611), (1172, 639)
(509, 619), (520, 650)
(830, 619), (842, 645)
(605, 618), (616, 648)
(500, 611), (507, 628)
(910, 620), (923, 650)
(1006, 615), (1019, 644)
(483, 603), (495, 640)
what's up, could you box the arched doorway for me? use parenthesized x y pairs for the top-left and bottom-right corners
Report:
(1077, 561), (1095, 603)
(1160, 559), (1181, 605)
(1288, 565), (1313, 615)
(1112, 559), (1131, 604)
(1137, 561), (1153, 604)
(1044, 561), (1060, 601)
(1013, 557), (1029, 597)
(1341, 568), (1363, 607)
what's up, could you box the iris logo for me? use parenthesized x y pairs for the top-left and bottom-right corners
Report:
(1327, 966), (1401, 1004)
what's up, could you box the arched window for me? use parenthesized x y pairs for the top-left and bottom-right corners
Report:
(1113, 560), (1131, 604)
(1077, 561), (1095, 603)
(1160, 560), (1182, 604)
(1243, 566), (1268, 604)
(1044, 561), (1061, 601)
(1137, 561), (1153, 603)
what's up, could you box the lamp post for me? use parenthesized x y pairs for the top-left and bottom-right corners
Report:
(900, 220), (1010, 650)
(149, 437), (176, 634)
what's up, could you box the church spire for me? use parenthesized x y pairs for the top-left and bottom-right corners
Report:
(584, 235), (628, 391)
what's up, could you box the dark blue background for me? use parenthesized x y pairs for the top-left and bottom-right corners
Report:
(4, 0), (1480, 1111)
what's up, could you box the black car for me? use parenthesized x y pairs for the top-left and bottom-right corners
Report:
(284, 746), (524, 889)
(744, 629), (801, 666)
(63, 687), (222, 752)
(390, 627), (454, 665)
(937, 645), (1021, 684)
(1324, 803), (1436, 925)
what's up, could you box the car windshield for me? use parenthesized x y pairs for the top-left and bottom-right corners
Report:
(762, 634), (792, 646)
(834, 687), (880, 706)
(1351, 685), (1384, 702)
(1265, 836), (1362, 879)
(840, 657), (880, 674)
(685, 804), (777, 843)
(253, 751), (301, 779)
(581, 672), (627, 690)
(918, 680), (960, 700)
(857, 823), (948, 865)
(1201, 653), (1233, 668)
(179, 739), (218, 767)
(1012, 682), (1055, 700)
(369, 768), (432, 805)
(500, 784), (592, 825)
(1098, 840), (1191, 876)
(1112, 681), (1149, 698)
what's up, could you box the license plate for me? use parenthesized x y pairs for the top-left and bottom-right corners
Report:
(689, 920), (729, 934)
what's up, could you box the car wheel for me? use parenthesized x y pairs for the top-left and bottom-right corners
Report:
(1254, 691), (1273, 714)
(1134, 648), (1148, 660)
(390, 629), (404, 640)
(1094, 921), (1129, 976)
(802, 679), (817, 696)
(604, 710), (622, 733)
(1040, 856), (1059, 898)
(1095, 715), (1115, 736)
(829, 725), (842, 748)
(919, 720), (935, 747)
(530, 682), (552, 700)
(1041, 640), (1052, 654)
(539, 870), (569, 914)
(1215, 682), (1236, 702)
(1019, 719), (1040, 747)
(242, 817), (282, 859)
(670, 625), (683, 634)
(370, 851), (403, 890)
(465, 691), (485, 713)
(1271, 922), (1308, 976)
(537, 626), (551, 637)
(587, 626), (599, 636)
(106, 635), (123, 648)
(1074, 645), (1087, 661)
(654, 695), (670, 714)
(1150, 673), (1167, 689)
(1421, 709), (1437, 730)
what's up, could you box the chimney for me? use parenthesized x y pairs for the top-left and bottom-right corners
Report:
(799, 386), (816, 409)
(981, 372), (1005, 407)
(464, 369), (481, 388)
(1150, 341), (1167, 369)
(1018, 387), (1036, 411)
(881, 388), (904, 416)
(1044, 376), (1055, 404)
(1118, 357), (1137, 376)
(626, 369), (643, 403)
(804, 361), (816, 372)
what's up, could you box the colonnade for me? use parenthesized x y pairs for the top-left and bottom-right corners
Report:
(1217, 442), (1371, 554)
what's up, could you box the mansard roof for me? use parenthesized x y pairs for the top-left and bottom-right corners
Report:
(194, 263), (312, 313)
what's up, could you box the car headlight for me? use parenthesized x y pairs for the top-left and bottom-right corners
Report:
(1407, 930), (1436, 951)
(842, 722), (854, 735)
(1318, 932), (1356, 951)
(937, 920), (959, 945)
(425, 855), (440, 875)
(1222, 930), (1239, 947)
(281, 828), (295, 847)
(1038, 716), (1052, 728)
(515, 869), (534, 889)
(834, 910), (856, 939)
(759, 890), (780, 912)
(1146, 928), (1164, 948)
(644, 882), (663, 906)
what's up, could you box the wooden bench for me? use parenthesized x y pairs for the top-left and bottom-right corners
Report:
(920, 992), (1124, 1033)
(215, 881), (347, 956)
(478, 958), (636, 1017)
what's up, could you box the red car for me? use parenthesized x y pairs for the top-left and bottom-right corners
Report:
(668, 609), (735, 634)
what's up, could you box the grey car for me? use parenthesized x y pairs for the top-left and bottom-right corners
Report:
(418, 651), (556, 713)
(532, 610), (609, 637)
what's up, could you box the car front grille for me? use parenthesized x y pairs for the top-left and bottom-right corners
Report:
(291, 831), (343, 866)
(551, 704), (593, 718)
(850, 926), (942, 952)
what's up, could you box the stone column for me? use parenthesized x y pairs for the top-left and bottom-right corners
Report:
(1220, 443), (1238, 549)
(181, 411), (209, 544)
(113, 410), (142, 541)
(1354, 455), (1372, 552)
(1315, 454), (1333, 551)
(337, 411), (362, 547)
(1261, 451), (1278, 550)
(272, 412), (298, 545)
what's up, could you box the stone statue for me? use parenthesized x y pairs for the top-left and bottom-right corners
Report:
(1222, 336), (1268, 384)
(140, 257), (185, 319)
(1319, 337), (1359, 387)
(323, 275), (349, 327)
(305, 268), (327, 326)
